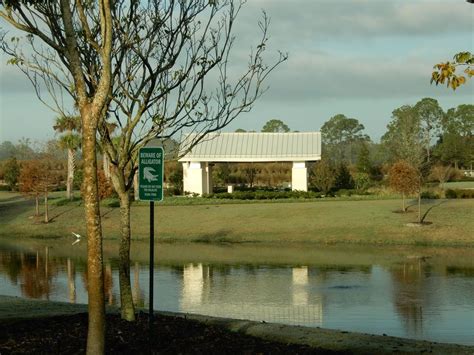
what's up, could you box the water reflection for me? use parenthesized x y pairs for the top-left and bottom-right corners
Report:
(0, 247), (56, 300)
(179, 264), (324, 325)
(391, 260), (427, 337)
(67, 258), (76, 303)
(0, 246), (473, 345)
(132, 262), (145, 308)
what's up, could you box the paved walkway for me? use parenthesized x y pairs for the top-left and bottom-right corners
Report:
(1, 295), (473, 354)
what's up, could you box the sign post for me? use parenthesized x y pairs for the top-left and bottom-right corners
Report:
(138, 146), (164, 341)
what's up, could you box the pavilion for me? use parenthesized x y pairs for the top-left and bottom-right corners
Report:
(178, 132), (321, 195)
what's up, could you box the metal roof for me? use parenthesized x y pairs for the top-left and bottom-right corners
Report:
(178, 132), (321, 162)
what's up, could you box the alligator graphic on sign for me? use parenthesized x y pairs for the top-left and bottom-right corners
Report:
(143, 167), (159, 183)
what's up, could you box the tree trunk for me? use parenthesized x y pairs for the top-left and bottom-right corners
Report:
(103, 154), (111, 181)
(418, 191), (422, 224)
(118, 190), (136, 321)
(67, 148), (75, 200)
(417, 175), (422, 223)
(133, 171), (139, 201)
(35, 193), (39, 216)
(44, 189), (49, 223)
(82, 112), (106, 355)
(402, 193), (406, 212)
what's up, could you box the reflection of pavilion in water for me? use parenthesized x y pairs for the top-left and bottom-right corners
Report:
(180, 264), (323, 326)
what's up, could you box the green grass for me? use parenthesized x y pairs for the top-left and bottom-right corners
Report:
(444, 181), (474, 189)
(0, 191), (473, 247)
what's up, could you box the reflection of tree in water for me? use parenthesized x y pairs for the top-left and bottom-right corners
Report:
(0, 251), (23, 285)
(67, 258), (76, 303)
(390, 260), (433, 336)
(18, 248), (56, 299)
(132, 262), (145, 308)
(446, 266), (474, 277)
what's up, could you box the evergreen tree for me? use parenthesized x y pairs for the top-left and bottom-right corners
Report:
(334, 164), (355, 190)
(4, 157), (20, 191)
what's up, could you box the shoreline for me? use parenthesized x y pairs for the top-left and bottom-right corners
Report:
(1, 296), (472, 354)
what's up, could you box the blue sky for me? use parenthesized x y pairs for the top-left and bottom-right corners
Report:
(1, 0), (473, 144)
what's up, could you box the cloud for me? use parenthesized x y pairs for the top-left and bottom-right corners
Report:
(236, 0), (473, 43)
(254, 51), (474, 101)
(224, 0), (474, 102)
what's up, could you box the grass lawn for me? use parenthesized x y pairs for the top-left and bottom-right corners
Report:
(0, 191), (473, 247)
(443, 181), (474, 189)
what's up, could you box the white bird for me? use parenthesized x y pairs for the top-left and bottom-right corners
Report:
(71, 232), (82, 245)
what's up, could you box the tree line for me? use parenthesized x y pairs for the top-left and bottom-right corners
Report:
(2, 98), (473, 197)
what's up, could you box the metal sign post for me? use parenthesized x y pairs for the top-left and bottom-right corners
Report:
(138, 146), (164, 341)
(149, 200), (154, 340)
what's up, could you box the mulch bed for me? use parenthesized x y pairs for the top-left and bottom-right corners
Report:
(0, 312), (344, 354)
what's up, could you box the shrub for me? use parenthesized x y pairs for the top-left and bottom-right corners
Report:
(334, 164), (354, 190)
(164, 187), (181, 197)
(353, 172), (371, 191)
(444, 189), (474, 199)
(445, 189), (457, 199)
(4, 157), (20, 191)
(73, 168), (83, 190)
(457, 189), (474, 199)
(421, 191), (440, 199)
(202, 190), (322, 200)
(310, 160), (335, 194)
(335, 189), (353, 197)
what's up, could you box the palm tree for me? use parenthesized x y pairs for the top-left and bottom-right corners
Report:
(54, 115), (81, 200)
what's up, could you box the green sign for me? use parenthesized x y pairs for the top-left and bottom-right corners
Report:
(138, 147), (164, 201)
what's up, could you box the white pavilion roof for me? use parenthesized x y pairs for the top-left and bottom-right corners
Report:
(178, 132), (321, 162)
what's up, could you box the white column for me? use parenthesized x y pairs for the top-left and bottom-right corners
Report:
(204, 163), (213, 194)
(182, 161), (206, 195)
(292, 161), (308, 191)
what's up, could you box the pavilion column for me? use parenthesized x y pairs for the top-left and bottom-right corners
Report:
(292, 161), (308, 191)
(182, 162), (210, 196)
(204, 163), (213, 195)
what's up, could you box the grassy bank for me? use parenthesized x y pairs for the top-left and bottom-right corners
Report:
(0, 191), (473, 246)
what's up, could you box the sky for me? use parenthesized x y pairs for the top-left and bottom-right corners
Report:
(0, 0), (473, 144)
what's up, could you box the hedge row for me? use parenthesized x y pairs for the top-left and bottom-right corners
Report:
(445, 189), (474, 199)
(202, 189), (371, 200)
(202, 190), (323, 200)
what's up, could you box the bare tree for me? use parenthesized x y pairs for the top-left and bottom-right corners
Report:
(96, 1), (286, 321)
(430, 164), (453, 189)
(1, 1), (113, 353)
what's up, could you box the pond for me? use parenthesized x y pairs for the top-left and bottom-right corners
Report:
(0, 240), (473, 345)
